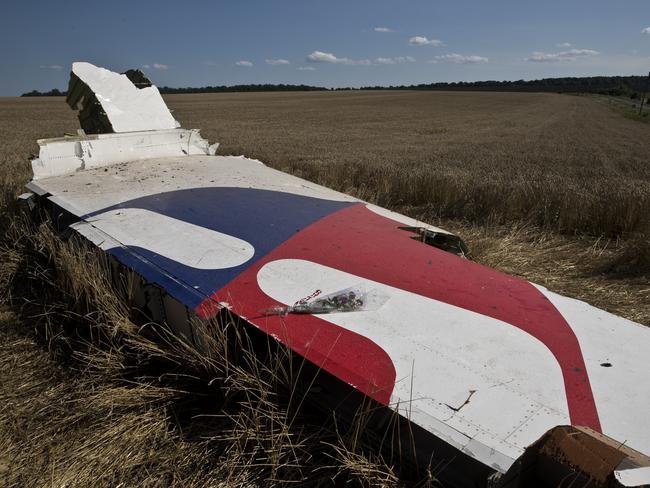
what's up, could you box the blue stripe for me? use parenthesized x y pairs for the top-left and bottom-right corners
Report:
(88, 188), (357, 308)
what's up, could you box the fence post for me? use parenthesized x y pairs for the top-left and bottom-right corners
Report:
(639, 71), (650, 115)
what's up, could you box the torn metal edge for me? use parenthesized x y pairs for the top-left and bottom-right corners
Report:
(31, 129), (213, 180)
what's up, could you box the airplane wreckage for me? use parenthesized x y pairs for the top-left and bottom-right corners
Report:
(21, 62), (650, 487)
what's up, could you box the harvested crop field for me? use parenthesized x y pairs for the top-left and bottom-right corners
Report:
(0, 91), (649, 486)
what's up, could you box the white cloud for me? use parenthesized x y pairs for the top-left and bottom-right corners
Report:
(374, 56), (416, 65)
(152, 63), (168, 70)
(557, 42), (572, 48)
(235, 60), (253, 67)
(307, 51), (415, 67)
(297, 66), (316, 71)
(374, 27), (393, 33)
(409, 36), (443, 46)
(266, 58), (290, 65)
(307, 51), (345, 63)
(642, 27), (650, 34)
(40, 65), (63, 70)
(431, 54), (488, 64)
(525, 48), (599, 62)
(306, 51), (371, 65)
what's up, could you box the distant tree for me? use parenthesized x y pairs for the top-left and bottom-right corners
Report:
(158, 83), (327, 94)
(21, 88), (66, 97)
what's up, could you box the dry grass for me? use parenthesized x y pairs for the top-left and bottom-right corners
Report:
(0, 91), (649, 486)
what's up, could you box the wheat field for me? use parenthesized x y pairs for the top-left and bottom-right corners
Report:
(0, 91), (648, 486)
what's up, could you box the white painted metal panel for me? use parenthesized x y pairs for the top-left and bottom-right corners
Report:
(27, 151), (650, 468)
(71, 62), (180, 132)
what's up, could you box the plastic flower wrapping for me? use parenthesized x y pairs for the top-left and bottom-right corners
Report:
(261, 285), (389, 316)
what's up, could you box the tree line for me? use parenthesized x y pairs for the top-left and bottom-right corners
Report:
(21, 75), (650, 97)
(359, 75), (649, 96)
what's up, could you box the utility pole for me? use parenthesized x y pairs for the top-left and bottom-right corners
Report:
(639, 71), (650, 116)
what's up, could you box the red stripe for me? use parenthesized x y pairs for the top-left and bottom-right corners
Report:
(198, 204), (601, 431)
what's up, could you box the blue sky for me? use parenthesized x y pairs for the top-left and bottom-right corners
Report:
(1, 0), (649, 95)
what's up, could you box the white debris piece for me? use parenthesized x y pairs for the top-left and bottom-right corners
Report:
(30, 129), (213, 180)
(71, 62), (180, 132)
(615, 466), (650, 487)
